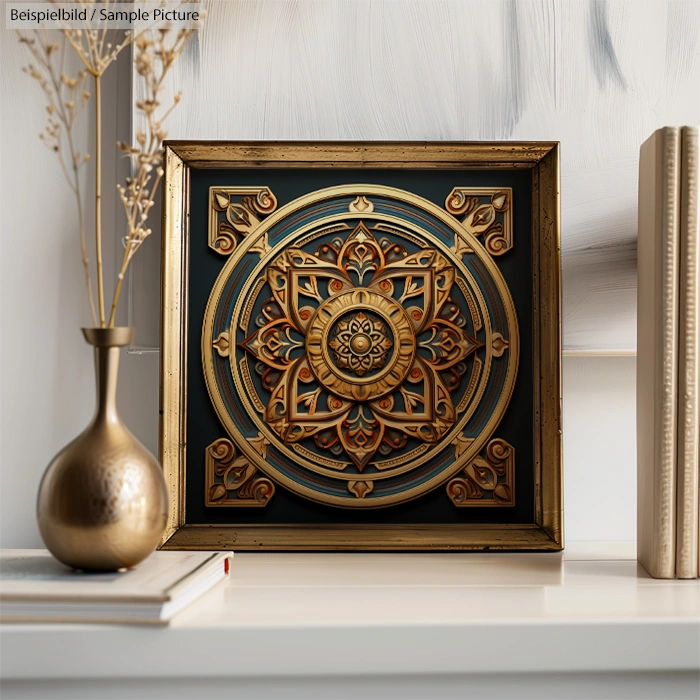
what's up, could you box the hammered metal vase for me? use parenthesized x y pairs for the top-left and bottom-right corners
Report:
(37, 327), (168, 571)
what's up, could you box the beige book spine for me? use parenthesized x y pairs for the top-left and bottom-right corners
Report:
(676, 127), (700, 579)
(637, 127), (680, 579)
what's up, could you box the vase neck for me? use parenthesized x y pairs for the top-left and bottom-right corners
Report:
(93, 345), (122, 424)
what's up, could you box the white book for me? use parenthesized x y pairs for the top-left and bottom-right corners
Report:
(0, 549), (232, 625)
(676, 126), (700, 579)
(637, 127), (681, 579)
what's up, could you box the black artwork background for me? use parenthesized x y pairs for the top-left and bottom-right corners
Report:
(185, 168), (534, 525)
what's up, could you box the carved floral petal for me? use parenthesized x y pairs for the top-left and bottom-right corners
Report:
(337, 406), (384, 471)
(267, 249), (353, 333)
(265, 358), (353, 444)
(338, 222), (385, 285)
(369, 249), (454, 332)
(419, 320), (481, 370)
(370, 357), (456, 443)
(239, 319), (303, 370)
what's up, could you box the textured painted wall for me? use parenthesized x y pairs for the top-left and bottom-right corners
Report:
(0, 0), (688, 547)
(130, 0), (700, 351)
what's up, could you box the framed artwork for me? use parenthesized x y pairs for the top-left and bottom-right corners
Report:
(159, 142), (562, 551)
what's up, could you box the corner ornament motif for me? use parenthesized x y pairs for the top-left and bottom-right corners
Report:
(205, 436), (275, 507)
(447, 437), (515, 506)
(209, 187), (277, 256)
(445, 188), (513, 257)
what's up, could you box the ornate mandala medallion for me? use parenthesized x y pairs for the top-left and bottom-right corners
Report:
(203, 185), (519, 508)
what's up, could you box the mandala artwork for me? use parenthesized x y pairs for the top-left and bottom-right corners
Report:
(202, 185), (519, 508)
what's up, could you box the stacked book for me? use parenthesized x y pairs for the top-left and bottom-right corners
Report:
(638, 126), (699, 579)
(0, 550), (232, 624)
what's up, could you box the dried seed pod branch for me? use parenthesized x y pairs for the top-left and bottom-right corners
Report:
(49, 0), (131, 328)
(17, 29), (97, 325)
(18, 1), (199, 328)
(50, 0), (135, 326)
(108, 27), (194, 327)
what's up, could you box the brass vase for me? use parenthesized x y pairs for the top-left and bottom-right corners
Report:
(37, 328), (168, 571)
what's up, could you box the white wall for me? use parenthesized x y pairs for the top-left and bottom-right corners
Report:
(1, 1), (642, 548)
(563, 357), (637, 541)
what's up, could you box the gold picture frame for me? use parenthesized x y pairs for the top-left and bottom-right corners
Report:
(159, 141), (562, 551)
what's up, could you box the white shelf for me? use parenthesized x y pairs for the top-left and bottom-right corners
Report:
(1, 542), (698, 699)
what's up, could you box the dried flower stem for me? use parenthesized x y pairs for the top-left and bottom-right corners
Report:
(51, 1), (135, 327)
(51, 1), (136, 326)
(19, 2), (200, 329)
(94, 72), (105, 326)
(18, 29), (97, 326)
(108, 26), (194, 327)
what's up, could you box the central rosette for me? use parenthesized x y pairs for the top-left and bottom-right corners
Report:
(239, 221), (482, 471)
(329, 311), (393, 376)
(305, 288), (415, 403)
